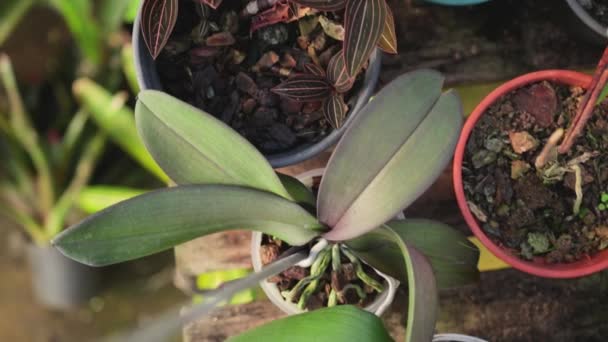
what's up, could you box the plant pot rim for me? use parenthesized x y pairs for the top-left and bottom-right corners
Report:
(453, 69), (608, 279)
(131, 3), (381, 168)
(565, 0), (608, 40)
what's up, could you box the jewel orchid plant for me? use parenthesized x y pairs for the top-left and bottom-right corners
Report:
(53, 69), (479, 341)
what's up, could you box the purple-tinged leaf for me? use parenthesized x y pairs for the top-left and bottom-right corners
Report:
(323, 94), (348, 129)
(343, 0), (387, 76)
(304, 63), (326, 77)
(318, 70), (463, 241)
(377, 2), (397, 54)
(271, 74), (331, 102)
(141, 0), (179, 60)
(327, 50), (354, 93)
(289, 0), (347, 11)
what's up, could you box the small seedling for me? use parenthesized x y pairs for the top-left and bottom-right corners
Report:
(598, 192), (608, 211)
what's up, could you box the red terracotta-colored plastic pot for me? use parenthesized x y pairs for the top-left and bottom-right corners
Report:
(454, 70), (608, 278)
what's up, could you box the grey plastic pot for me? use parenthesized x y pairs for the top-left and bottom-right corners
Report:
(564, 0), (608, 45)
(132, 4), (381, 168)
(28, 244), (99, 310)
(251, 168), (399, 316)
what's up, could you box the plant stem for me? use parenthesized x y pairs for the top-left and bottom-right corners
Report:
(559, 47), (608, 154)
(535, 128), (564, 169)
(0, 54), (55, 215)
(45, 133), (106, 238)
(0, 201), (46, 245)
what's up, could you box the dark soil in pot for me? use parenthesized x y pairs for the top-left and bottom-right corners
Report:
(259, 235), (384, 311)
(154, 1), (368, 155)
(578, 0), (608, 26)
(463, 80), (608, 264)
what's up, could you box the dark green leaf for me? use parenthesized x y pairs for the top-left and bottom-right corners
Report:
(304, 63), (326, 77)
(343, 0), (386, 76)
(0, 0), (36, 46)
(141, 0), (178, 59)
(327, 50), (354, 93)
(53, 185), (324, 266)
(323, 94), (347, 129)
(289, 0), (348, 11)
(135, 90), (291, 199)
(347, 219), (480, 288)
(318, 70), (463, 241)
(271, 75), (332, 102)
(228, 306), (392, 342)
(278, 173), (316, 207)
(377, 2), (397, 54)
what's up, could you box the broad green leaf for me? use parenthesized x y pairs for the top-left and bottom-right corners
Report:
(277, 173), (316, 207)
(136, 90), (290, 199)
(77, 185), (147, 214)
(72, 79), (168, 183)
(318, 70), (463, 241)
(0, 0), (36, 46)
(383, 228), (438, 342)
(48, 0), (102, 66)
(347, 219), (480, 288)
(53, 185), (324, 266)
(229, 306), (392, 342)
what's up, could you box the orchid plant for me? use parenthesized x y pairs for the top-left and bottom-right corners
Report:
(53, 69), (479, 341)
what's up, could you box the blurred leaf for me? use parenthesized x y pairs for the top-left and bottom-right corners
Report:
(343, 0), (386, 76)
(72, 79), (169, 183)
(141, 0), (178, 59)
(377, 2), (397, 54)
(100, 0), (133, 34)
(347, 219), (480, 289)
(122, 43), (140, 93)
(136, 90), (290, 198)
(77, 185), (147, 214)
(229, 306), (392, 342)
(288, 0), (347, 11)
(271, 75), (331, 102)
(194, 268), (256, 305)
(53, 185), (324, 266)
(0, 0), (36, 46)
(598, 83), (608, 105)
(277, 173), (315, 207)
(48, 0), (102, 66)
(318, 70), (463, 241)
(383, 228), (438, 342)
(327, 50), (354, 93)
(123, 0), (141, 23)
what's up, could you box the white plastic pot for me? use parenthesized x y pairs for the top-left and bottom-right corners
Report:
(251, 168), (399, 316)
(433, 333), (488, 342)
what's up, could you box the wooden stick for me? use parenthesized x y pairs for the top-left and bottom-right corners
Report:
(559, 46), (608, 154)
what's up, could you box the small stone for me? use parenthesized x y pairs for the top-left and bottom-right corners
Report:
(527, 232), (550, 254)
(281, 53), (297, 68)
(513, 82), (557, 128)
(257, 89), (279, 107)
(254, 51), (280, 70)
(206, 32), (236, 46)
(511, 160), (531, 179)
(235, 72), (258, 96)
(484, 138), (504, 152)
(257, 23), (289, 46)
(555, 234), (573, 251)
(509, 131), (539, 154)
(467, 201), (488, 222)
(595, 226), (608, 239)
(282, 266), (308, 280)
(268, 123), (296, 147)
(241, 98), (257, 115)
(497, 204), (510, 216)
(252, 107), (277, 127)
(471, 150), (497, 169)
(280, 98), (303, 115)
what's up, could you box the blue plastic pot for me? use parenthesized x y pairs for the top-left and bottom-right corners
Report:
(132, 3), (381, 168)
(424, 0), (491, 6)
